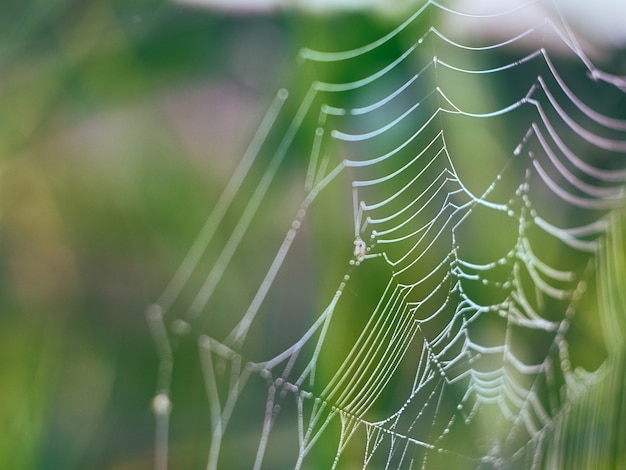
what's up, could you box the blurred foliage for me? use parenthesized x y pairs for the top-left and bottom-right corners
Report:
(0, 1), (290, 468)
(1, 1), (626, 469)
(0, 1), (402, 468)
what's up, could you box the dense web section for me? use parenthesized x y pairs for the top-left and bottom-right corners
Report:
(147, 1), (626, 468)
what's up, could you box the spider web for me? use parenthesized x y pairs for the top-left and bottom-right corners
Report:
(147, 1), (626, 468)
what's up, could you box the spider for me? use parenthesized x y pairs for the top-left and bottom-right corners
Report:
(353, 237), (367, 263)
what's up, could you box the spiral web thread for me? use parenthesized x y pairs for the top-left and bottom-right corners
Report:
(147, 1), (626, 468)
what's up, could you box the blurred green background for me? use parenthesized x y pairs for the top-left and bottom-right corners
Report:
(0, 1), (402, 468)
(0, 1), (290, 468)
(2, 1), (626, 469)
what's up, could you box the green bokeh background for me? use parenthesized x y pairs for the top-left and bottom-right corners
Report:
(0, 2), (399, 468)
(2, 1), (626, 469)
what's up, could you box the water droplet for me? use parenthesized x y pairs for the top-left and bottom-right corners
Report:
(152, 393), (172, 415)
(171, 319), (191, 336)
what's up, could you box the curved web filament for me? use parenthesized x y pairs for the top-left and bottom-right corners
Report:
(147, 1), (626, 468)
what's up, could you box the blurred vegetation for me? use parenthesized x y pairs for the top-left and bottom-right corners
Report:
(2, 1), (626, 469)
(0, 1), (284, 468)
(0, 1), (402, 468)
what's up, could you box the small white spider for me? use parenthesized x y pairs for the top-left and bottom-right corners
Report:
(353, 237), (367, 263)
